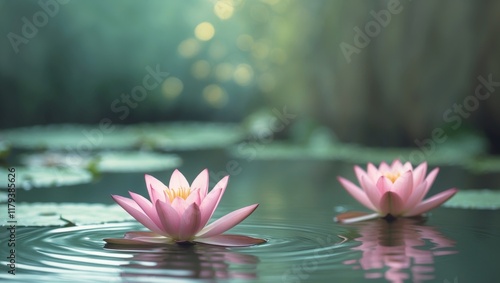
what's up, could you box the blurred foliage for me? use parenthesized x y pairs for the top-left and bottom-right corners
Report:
(1, 0), (500, 151)
(0, 166), (92, 189)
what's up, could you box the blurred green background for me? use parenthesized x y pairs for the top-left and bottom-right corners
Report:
(1, 0), (500, 152)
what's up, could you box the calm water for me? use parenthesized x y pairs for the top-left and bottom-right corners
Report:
(3, 150), (500, 282)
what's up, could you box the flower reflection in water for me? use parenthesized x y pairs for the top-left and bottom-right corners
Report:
(104, 242), (260, 280)
(342, 218), (457, 282)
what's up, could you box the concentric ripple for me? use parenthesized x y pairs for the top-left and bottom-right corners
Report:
(0, 217), (355, 282)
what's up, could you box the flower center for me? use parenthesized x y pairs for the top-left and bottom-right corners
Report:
(384, 172), (401, 183)
(165, 187), (192, 202)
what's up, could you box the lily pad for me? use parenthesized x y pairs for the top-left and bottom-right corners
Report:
(21, 151), (182, 173)
(443, 189), (500, 210)
(138, 123), (245, 150)
(0, 202), (134, 226)
(95, 151), (182, 172)
(230, 134), (486, 166)
(464, 157), (500, 173)
(0, 123), (245, 151)
(0, 166), (93, 189)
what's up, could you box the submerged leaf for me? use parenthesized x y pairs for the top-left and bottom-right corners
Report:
(442, 189), (500, 210)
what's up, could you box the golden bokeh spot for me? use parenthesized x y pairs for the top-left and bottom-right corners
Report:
(215, 63), (234, 82)
(233, 64), (254, 86)
(165, 187), (192, 202)
(236, 34), (254, 51)
(214, 0), (234, 20)
(203, 84), (228, 108)
(161, 77), (184, 99)
(384, 172), (401, 183)
(194, 22), (215, 41)
(178, 38), (201, 58)
(191, 60), (211, 79)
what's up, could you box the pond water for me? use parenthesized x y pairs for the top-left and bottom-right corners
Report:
(2, 150), (500, 282)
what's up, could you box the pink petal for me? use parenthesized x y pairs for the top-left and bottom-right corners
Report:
(405, 188), (458, 216)
(111, 195), (164, 235)
(391, 159), (403, 171)
(391, 170), (413, 202)
(403, 181), (428, 213)
(379, 161), (390, 172)
(169, 169), (190, 189)
(337, 177), (377, 211)
(196, 204), (258, 238)
(191, 169), (209, 198)
(179, 203), (202, 240)
(195, 234), (266, 247)
(155, 199), (181, 238)
(360, 175), (383, 210)
(185, 188), (201, 206)
(171, 196), (188, 215)
(129, 192), (163, 229)
(213, 175), (229, 191)
(412, 162), (428, 186)
(367, 163), (381, 182)
(354, 165), (368, 185)
(379, 191), (405, 216)
(145, 174), (167, 203)
(334, 212), (380, 223)
(402, 161), (413, 171)
(199, 187), (225, 228)
(423, 168), (439, 194)
(409, 168), (439, 206)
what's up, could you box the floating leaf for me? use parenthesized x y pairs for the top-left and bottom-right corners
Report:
(230, 134), (486, 166)
(1, 123), (244, 151)
(0, 140), (9, 159)
(464, 158), (500, 173)
(0, 166), (93, 189)
(21, 151), (182, 173)
(95, 151), (181, 172)
(0, 202), (134, 226)
(443, 189), (500, 210)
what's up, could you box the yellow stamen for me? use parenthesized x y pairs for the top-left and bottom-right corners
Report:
(165, 187), (192, 202)
(384, 172), (401, 183)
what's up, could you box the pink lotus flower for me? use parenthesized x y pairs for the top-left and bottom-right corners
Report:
(104, 169), (265, 247)
(336, 160), (458, 223)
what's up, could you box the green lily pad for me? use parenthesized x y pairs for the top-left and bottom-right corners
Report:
(0, 123), (244, 151)
(230, 134), (485, 166)
(21, 151), (182, 173)
(0, 166), (93, 189)
(464, 158), (500, 173)
(138, 123), (244, 150)
(0, 203), (134, 226)
(95, 151), (182, 172)
(443, 189), (500, 210)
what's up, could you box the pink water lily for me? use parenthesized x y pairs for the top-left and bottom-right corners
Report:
(336, 160), (458, 223)
(104, 169), (265, 247)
